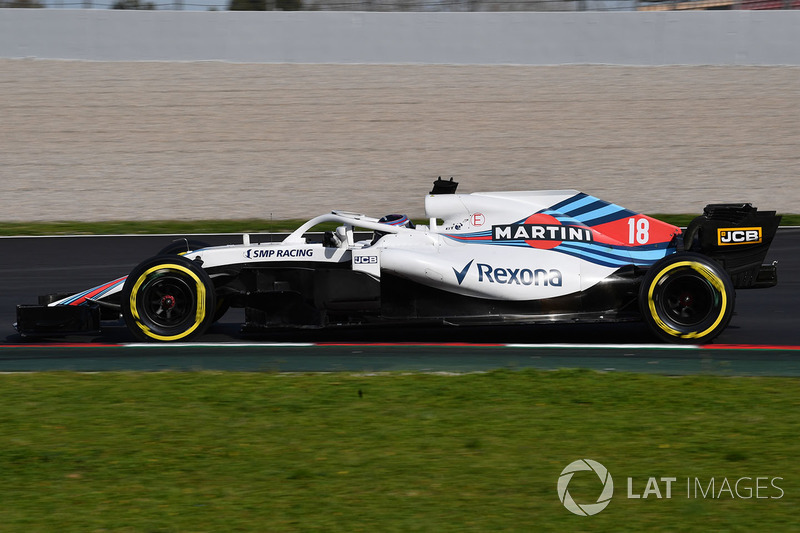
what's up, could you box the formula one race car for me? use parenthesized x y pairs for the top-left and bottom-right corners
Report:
(16, 178), (781, 344)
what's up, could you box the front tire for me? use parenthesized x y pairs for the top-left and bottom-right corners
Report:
(121, 255), (216, 342)
(639, 253), (735, 344)
(155, 239), (229, 323)
(157, 239), (210, 256)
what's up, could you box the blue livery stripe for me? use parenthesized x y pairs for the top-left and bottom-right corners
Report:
(558, 242), (670, 265)
(554, 244), (633, 266)
(565, 199), (611, 219)
(560, 195), (599, 214)
(61, 288), (94, 305)
(554, 248), (627, 269)
(546, 194), (641, 229)
(548, 193), (590, 213)
(445, 234), (671, 268)
(59, 277), (126, 306)
(570, 204), (627, 224)
(538, 211), (590, 228)
(581, 209), (637, 227)
(564, 240), (671, 253)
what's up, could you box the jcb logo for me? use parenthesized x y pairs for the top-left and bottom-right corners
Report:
(717, 227), (762, 246)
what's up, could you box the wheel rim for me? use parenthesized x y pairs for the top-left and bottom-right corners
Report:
(649, 262), (727, 340)
(657, 271), (717, 329)
(138, 271), (198, 331)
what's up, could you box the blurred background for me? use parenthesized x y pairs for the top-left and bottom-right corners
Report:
(2, 0), (798, 13)
(1, 6), (798, 221)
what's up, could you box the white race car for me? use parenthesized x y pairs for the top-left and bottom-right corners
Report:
(16, 178), (780, 343)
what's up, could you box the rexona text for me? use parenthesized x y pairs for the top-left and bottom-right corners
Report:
(477, 264), (562, 286)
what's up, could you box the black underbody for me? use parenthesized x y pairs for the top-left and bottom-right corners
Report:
(202, 261), (645, 333)
(14, 260), (644, 339)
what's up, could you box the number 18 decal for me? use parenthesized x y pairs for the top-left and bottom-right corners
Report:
(628, 217), (650, 245)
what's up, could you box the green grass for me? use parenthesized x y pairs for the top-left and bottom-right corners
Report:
(0, 369), (798, 531)
(0, 214), (798, 236)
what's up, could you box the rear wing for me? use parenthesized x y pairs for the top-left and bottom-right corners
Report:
(684, 203), (781, 289)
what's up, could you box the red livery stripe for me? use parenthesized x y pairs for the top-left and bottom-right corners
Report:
(69, 276), (127, 306)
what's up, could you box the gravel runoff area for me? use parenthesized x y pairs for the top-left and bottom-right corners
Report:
(1, 59), (798, 222)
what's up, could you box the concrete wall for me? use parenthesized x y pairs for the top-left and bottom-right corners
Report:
(1, 9), (799, 65)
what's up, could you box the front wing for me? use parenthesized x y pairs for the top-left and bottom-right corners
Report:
(16, 303), (101, 337)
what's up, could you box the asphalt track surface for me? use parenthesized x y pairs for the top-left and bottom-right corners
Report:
(1, 230), (799, 374)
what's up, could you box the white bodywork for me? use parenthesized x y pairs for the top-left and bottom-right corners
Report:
(51, 190), (669, 307)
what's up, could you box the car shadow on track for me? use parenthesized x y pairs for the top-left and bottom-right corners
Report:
(3, 319), (660, 346)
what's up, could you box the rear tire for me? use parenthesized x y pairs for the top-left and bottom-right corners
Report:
(639, 253), (735, 344)
(121, 255), (216, 342)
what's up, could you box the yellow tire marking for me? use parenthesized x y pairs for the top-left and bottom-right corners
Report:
(647, 261), (727, 340)
(129, 263), (206, 342)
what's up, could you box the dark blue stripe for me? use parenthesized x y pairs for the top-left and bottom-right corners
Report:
(582, 209), (637, 227)
(554, 248), (626, 269)
(547, 192), (589, 213)
(556, 243), (634, 263)
(564, 200), (612, 218)
(558, 243), (664, 265)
